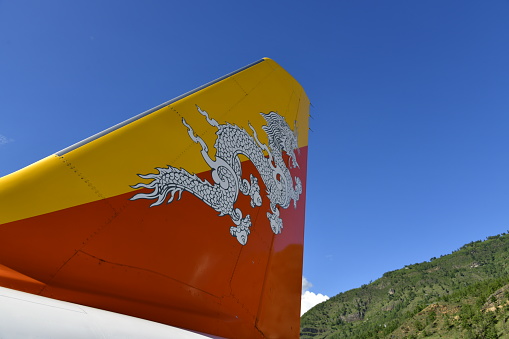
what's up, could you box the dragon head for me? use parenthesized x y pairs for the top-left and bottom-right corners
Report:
(261, 112), (300, 169)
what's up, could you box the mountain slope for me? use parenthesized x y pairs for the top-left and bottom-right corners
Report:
(301, 233), (509, 338)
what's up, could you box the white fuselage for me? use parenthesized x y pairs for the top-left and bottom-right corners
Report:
(0, 287), (218, 339)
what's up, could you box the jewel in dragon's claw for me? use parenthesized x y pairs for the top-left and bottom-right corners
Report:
(230, 226), (249, 245)
(267, 212), (283, 234)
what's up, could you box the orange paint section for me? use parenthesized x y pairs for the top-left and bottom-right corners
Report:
(0, 148), (307, 338)
(0, 264), (45, 295)
(0, 58), (309, 338)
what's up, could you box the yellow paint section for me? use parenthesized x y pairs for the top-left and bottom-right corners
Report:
(0, 155), (116, 224)
(0, 58), (309, 224)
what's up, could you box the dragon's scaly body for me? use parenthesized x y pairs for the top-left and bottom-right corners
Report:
(130, 106), (302, 245)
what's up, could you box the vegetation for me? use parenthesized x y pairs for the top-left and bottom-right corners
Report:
(301, 232), (509, 338)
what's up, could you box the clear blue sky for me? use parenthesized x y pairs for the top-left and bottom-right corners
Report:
(2, 1), (509, 303)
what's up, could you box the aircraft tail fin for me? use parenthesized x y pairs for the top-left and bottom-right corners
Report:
(0, 58), (309, 338)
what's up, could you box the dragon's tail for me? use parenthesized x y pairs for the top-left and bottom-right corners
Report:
(130, 167), (214, 208)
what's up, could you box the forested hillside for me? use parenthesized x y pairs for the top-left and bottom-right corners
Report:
(301, 233), (509, 338)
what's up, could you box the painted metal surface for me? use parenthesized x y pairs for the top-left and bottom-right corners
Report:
(0, 287), (216, 338)
(0, 58), (309, 338)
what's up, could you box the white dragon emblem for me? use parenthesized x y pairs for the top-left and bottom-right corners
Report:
(130, 106), (302, 245)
